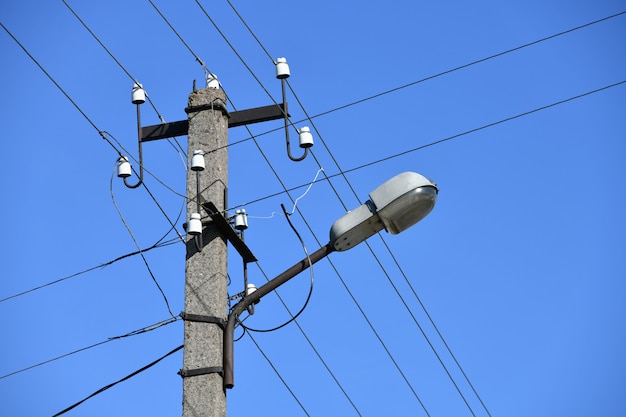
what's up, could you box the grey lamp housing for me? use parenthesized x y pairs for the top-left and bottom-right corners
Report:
(329, 172), (437, 251)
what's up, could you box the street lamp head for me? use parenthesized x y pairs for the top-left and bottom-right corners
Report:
(329, 172), (437, 251)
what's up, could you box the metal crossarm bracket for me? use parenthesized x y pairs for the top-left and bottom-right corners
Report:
(201, 200), (257, 263)
(178, 366), (224, 378)
(140, 102), (288, 143)
(180, 312), (226, 329)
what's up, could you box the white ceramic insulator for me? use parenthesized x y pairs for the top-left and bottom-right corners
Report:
(188, 213), (203, 235)
(234, 209), (248, 230)
(117, 156), (132, 178)
(298, 126), (314, 148)
(207, 73), (220, 89)
(191, 150), (205, 171)
(131, 83), (146, 104)
(246, 283), (257, 296)
(275, 57), (290, 79)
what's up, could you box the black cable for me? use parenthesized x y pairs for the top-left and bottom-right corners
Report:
(147, 0), (209, 71)
(0, 237), (178, 304)
(247, 333), (311, 416)
(341, 79), (626, 174)
(194, 5), (425, 411)
(281, 50), (480, 417)
(238, 204), (314, 333)
(205, 8), (626, 154)
(0, 21), (122, 153)
(62, 0), (165, 123)
(221, 7), (626, 414)
(308, 9), (626, 122)
(51, 344), (183, 417)
(194, 0), (274, 103)
(229, 79), (626, 211)
(380, 237), (493, 416)
(251, 261), (364, 416)
(110, 166), (176, 318)
(0, 317), (180, 380)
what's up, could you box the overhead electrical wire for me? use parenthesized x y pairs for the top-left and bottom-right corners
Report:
(62, 0), (166, 124)
(6, 2), (626, 412)
(250, 261), (364, 416)
(0, 21), (121, 154)
(379, 237), (493, 416)
(147, 0), (211, 76)
(110, 165), (176, 318)
(206, 8), (626, 153)
(275, 74), (481, 412)
(0, 23), (184, 326)
(194, 3), (430, 413)
(208, 4), (626, 415)
(305, 9), (626, 122)
(102, 131), (187, 245)
(0, 237), (178, 304)
(166, 4), (371, 412)
(62, 0), (190, 165)
(191, 7), (426, 414)
(219, 18), (626, 406)
(0, 316), (180, 380)
(278, 52), (482, 417)
(246, 333), (311, 416)
(140, 8), (354, 413)
(238, 204), (314, 333)
(230, 78), (626, 211)
(340, 79), (626, 174)
(1, 18), (187, 208)
(52, 344), (183, 417)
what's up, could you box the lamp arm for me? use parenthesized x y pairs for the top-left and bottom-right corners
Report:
(223, 242), (335, 389)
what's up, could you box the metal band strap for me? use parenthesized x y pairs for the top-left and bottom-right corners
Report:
(178, 367), (224, 378)
(184, 100), (229, 117)
(180, 312), (226, 329)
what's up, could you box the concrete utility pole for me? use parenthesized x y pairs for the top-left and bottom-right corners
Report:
(182, 86), (229, 417)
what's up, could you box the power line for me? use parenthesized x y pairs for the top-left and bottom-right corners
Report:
(214, 7), (624, 409)
(231, 79), (626, 210)
(192, 5), (429, 410)
(251, 262), (363, 416)
(62, 0), (191, 171)
(0, 317), (180, 380)
(147, 0), (209, 73)
(0, 238), (178, 304)
(239, 204), (315, 333)
(341, 79), (626, 175)
(52, 344), (183, 417)
(0, 24), (187, 210)
(110, 165), (176, 318)
(210, 4), (471, 411)
(0, 21), (121, 153)
(378, 236), (493, 416)
(247, 333), (311, 416)
(180, 6), (362, 410)
(102, 131), (187, 245)
(272, 65), (481, 413)
(208, 8), (626, 153)
(192, 5), (430, 410)
(62, 0), (166, 123)
(308, 9), (626, 122)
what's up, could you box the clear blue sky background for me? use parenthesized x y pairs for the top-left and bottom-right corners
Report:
(1, 1), (625, 416)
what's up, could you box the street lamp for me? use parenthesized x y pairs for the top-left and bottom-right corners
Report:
(223, 171), (438, 389)
(329, 171), (437, 251)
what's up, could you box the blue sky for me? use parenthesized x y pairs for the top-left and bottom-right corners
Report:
(1, 1), (625, 416)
